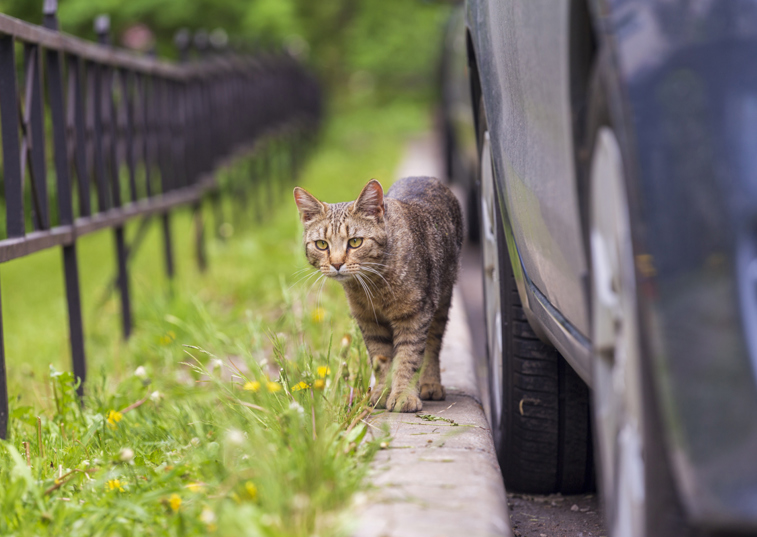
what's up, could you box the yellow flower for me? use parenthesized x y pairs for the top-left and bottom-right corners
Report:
(291, 381), (310, 392)
(243, 381), (261, 392)
(107, 479), (124, 492)
(314, 379), (325, 390)
(244, 481), (258, 501)
(186, 482), (205, 493)
(317, 366), (331, 378)
(267, 381), (282, 393)
(169, 493), (182, 512)
(107, 410), (123, 430)
(159, 331), (177, 346)
(311, 308), (326, 323)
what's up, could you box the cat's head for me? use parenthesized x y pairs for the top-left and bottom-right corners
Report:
(293, 179), (388, 281)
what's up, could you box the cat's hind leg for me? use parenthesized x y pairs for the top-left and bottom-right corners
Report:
(419, 292), (452, 401)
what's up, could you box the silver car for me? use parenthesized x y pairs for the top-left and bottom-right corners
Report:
(443, 1), (757, 536)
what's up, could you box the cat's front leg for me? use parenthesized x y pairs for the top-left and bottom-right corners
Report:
(386, 315), (433, 412)
(354, 316), (393, 408)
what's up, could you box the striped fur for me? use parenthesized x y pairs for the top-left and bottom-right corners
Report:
(293, 177), (463, 412)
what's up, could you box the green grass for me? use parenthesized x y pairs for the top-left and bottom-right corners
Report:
(0, 100), (429, 536)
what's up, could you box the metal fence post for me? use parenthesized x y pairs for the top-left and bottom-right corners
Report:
(96, 15), (132, 339)
(189, 31), (207, 272)
(0, 33), (22, 439)
(45, 0), (87, 396)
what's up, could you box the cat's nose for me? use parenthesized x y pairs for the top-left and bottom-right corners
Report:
(332, 263), (343, 271)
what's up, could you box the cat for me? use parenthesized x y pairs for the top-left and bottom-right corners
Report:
(293, 177), (463, 412)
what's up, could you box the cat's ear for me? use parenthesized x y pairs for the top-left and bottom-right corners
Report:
(293, 187), (326, 223)
(352, 179), (384, 219)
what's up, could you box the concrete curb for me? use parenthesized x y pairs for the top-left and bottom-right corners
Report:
(351, 289), (511, 537)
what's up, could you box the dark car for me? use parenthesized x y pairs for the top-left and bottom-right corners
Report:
(443, 1), (757, 536)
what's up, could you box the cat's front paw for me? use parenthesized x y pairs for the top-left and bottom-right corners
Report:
(420, 382), (446, 401)
(386, 391), (423, 413)
(369, 386), (389, 409)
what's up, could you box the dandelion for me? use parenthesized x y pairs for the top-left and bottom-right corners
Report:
(186, 482), (205, 493)
(244, 481), (258, 501)
(291, 381), (309, 392)
(200, 507), (217, 528)
(169, 493), (182, 512)
(134, 366), (147, 378)
(340, 334), (352, 349)
(314, 379), (326, 390)
(317, 366), (331, 378)
(106, 410), (123, 430)
(159, 331), (176, 345)
(107, 479), (124, 492)
(243, 381), (261, 392)
(311, 307), (326, 323)
(226, 429), (245, 446)
(119, 447), (134, 463)
(266, 381), (282, 393)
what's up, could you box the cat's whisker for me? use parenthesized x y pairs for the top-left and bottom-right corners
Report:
(361, 267), (395, 298)
(291, 266), (313, 276)
(306, 274), (325, 303)
(354, 273), (378, 323)
(288, 269), (320, 290)
(316, 274), (328, 312)
(356, 270), (381, 293)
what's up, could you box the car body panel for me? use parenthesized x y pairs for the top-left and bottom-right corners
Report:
(465, 0), (757, 530)
(469, 0), (590, 342)
(591, 0), (757, 528)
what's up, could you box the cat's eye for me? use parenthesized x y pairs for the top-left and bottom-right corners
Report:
(315, 240), (329, 250)
(348, 237), (363, 248)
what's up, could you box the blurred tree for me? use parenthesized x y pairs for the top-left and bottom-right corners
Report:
(0, 0), (451, 101)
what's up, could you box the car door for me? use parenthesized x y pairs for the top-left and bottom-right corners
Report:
(472, 0), (589, 338)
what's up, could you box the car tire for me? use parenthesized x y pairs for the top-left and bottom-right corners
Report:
(478, 98), (594, 494)
(582, 58), (693, 537)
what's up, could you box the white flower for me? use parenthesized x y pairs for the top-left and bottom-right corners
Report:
(190, 437), (200, 446)
(226, 429), (245, 446)
(200, 507), (216, 525)
(150, 391), (162, 402)
(119, 448), (134, 462)
(289, 401), (305, 416)
(134, 366), (147, 378)
(210, 358), (223, 372)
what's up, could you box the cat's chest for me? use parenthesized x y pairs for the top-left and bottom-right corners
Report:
(342, 277), (409, 317)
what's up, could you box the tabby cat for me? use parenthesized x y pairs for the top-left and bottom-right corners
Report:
(293, 177), (463, 412)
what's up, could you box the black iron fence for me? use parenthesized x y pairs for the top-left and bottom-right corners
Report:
(0, 2), (321, 438)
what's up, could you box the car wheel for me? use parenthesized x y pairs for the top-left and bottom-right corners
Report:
(478, 99), (593, 493)
(584, 63), (693, 537)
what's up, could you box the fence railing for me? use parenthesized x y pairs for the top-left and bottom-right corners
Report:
(0, 2), (322, 438)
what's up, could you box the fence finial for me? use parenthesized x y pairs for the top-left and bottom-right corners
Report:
(174, 28), (190, 62)
(209, 28), (228, 52)
(42, 0), (58, 30)
(94, 14), (110, 45)
(194, 29), (209, 57)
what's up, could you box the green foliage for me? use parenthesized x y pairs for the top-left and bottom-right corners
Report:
(0, 0), (451, 99)
(0, 100), (429, 535)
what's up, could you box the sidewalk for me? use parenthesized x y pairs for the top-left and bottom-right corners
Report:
(351, 135), (511, 537)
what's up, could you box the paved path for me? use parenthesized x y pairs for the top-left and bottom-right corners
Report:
(351, 135), (511, 537)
